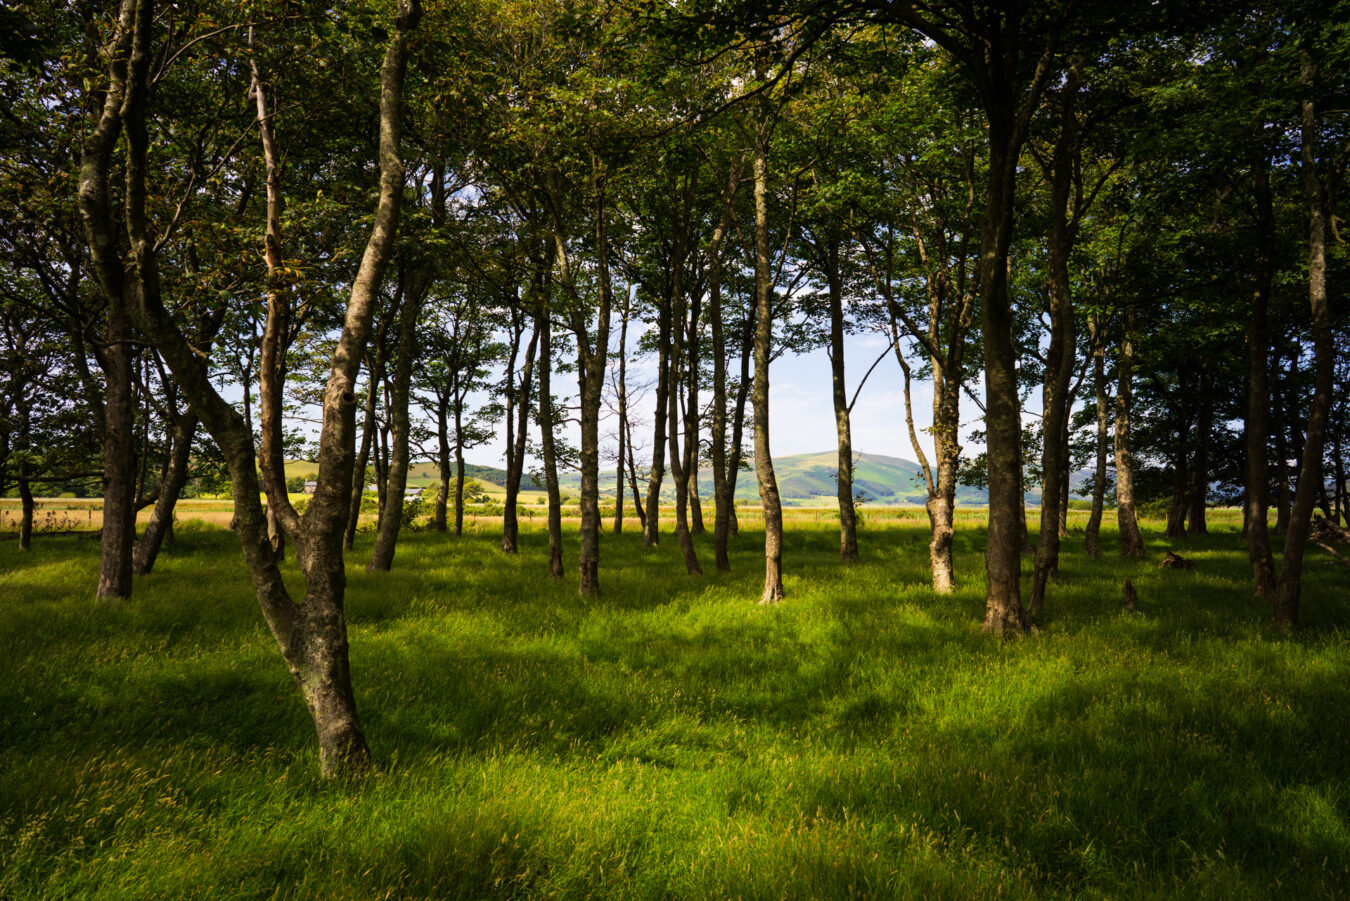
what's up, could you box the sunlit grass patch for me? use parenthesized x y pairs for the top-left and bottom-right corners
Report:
(2, 513), (1348, 897)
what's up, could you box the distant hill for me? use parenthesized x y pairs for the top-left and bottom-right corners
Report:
(288, 451), (1083, 507)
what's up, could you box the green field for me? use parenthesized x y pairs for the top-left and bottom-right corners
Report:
(2, 511), (1349, 898)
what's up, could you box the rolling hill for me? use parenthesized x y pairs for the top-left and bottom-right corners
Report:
(288, 450), (1083, 507)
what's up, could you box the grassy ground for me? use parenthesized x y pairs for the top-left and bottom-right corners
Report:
(2, 510), (1348, 898)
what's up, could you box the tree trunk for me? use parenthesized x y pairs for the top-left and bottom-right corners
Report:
(979, 132), (1029, 630)
(569, 184), (613, 598)
(669, 296), (702, 576)
(345, 358), (380, 551)
(501, 319), (538, 554)
(538, 306), (564, 579)
(433, 390), (449, 532)
(453, 399), (466, 536)
(17, 465), (33, 552)
(1085, 313), (1108, 558)
(643, 290), (671, 547)
(98, 310), (138, 599)
(826, 244), (859, 563)
(1275, 61), (1337, 629)
(368, 271), (427, 572)
(614, 304), (628, 535)
(1029, 69), (1081, 617)
(133, 410), (197, 574)
(1115, 301), (1145, 558)
(90, 0), (421, 776)
(1187, 366), (1211, 535)
(752, 133), (784, 605)
(1165, 443), (1189, 539)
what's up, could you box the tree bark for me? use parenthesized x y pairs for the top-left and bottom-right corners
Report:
(501, 316), (538, 554)
(368, 269), (428, 572)
(1275, 59), (1337, 629)
(86, 0), (422, 776)
(669, 293), (702, 576)
(1029, 63), (1082, 617)
(613, 302), (629, 535)
(537, 303), (564, 579)
(345, 353), (382, 550)
(1242, 156), (1274, 591)
(1085, 313), (1108, 558)
(1187, 365), (1211, 535)
(1115, 301), (1145, 558)
(133, 408), (197, 574)
(752, 133), (784, 605)
(825, 238), (859, 563)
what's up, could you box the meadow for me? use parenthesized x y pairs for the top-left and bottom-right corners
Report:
(2, 509), (1349, 898)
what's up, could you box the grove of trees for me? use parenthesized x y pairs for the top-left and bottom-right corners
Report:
(1, 0), (1347, 776)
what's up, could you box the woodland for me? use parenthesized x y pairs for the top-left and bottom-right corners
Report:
(2, 0), (1350, 896)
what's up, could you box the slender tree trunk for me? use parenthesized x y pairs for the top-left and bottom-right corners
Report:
(133, 410), (197, 574)
(453, 396), (466, 536)
(727, 312), (753, 541)
(711, 265), (731, 571)
(1187, 366), (1211, 535)
(643, 296), (671, 547)
(669, 296), (702, 576)
(345, 358), (380, 550)
(502, 321), (538, 554)
(1029, 73), (1080, 617)
(614, 305), (628, 535)
(752, 133), (784, 604)
(826, 249), (859, 563)
(569, 184), (613, 598)
(538, 308), (564, 579)
(690, 456), (706, 534)
(433, 390), (449, 533)
(368, 272), (427, 572)
(1165, 441), (1189, 538)
(1085, 314), (1108, 558)
(17, 464), (33, 551)
(1275, 62), (1337, 628)
(1115, 301), (1145, 558)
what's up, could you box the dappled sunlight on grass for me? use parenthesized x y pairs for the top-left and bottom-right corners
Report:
(2, 510), (1349, 897)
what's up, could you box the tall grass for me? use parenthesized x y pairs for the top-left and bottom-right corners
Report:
(1, 511), (1348, 898)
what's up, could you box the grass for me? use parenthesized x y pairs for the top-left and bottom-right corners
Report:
(1, 509), (1349, 898)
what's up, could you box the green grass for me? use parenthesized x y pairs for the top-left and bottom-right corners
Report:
(2, 511), (1349, 898)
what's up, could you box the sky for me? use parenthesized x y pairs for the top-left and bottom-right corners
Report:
(456, 326), (991, 475)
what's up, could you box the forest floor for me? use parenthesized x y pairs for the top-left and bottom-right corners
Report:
(2, 510), (1349, 898)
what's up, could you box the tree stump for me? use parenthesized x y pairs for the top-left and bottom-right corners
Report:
(1123, 579), (1138, 612)
(1158, 551), (1195, 570)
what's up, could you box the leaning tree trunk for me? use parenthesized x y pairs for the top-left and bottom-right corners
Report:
(1246, 160), (1277, 598)
(1115, 301), (1145, 558)
(133, 410), (197, 574)
(1275, 63), (1337, 629)
(751, 133), (784, 605)
(87, 0), (421, 777)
